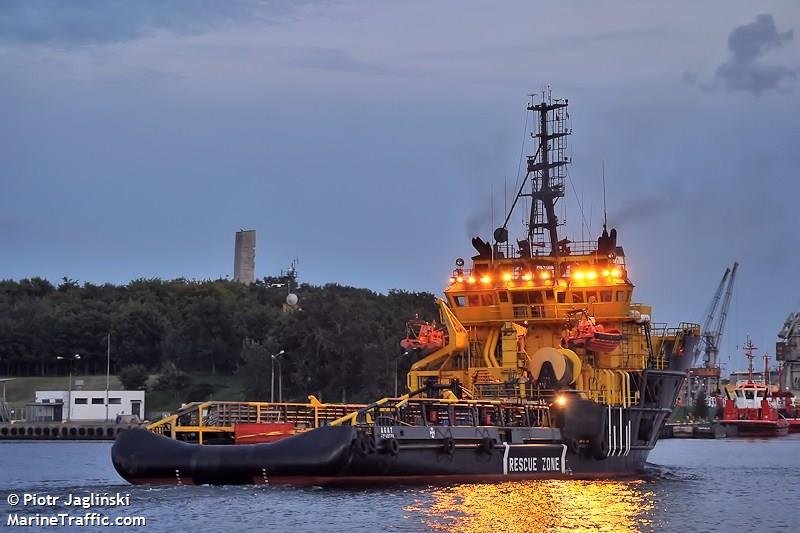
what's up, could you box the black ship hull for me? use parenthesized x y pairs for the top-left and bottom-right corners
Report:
(112, 425), (653, 486)
(112, 370), (685, 486)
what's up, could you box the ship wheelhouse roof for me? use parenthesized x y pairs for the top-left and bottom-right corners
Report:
(444, 235), (637, 325)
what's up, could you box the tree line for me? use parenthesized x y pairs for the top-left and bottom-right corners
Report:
(0, 277), (437, 403)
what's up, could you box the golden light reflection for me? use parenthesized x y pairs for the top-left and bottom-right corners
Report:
(405, 480), (654, 533)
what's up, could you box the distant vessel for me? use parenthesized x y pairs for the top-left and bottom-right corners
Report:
(769, 388), (800, 433)
(113, 92), (701, 486)
(720, 339), (789, 437)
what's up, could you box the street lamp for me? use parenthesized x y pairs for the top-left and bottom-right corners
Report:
(105, 333), (111, 422)
(270, 350), (285, 403)
(56, 354), (80, 421)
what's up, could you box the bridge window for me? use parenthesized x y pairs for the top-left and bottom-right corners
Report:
(498, 291), (508, 303)
(455, 295), (467, 307)
(511, 292), (528, 305)
(545, 290), (554, 301)
(585, 291), (597, 303)
(600, 290), (612, 302)
(468, 295), (480, 307)
(481, 294), (495, 306)
(744, 390), (754, 400)
(616, 290), (627, 302)
(572, 292), (584, 304)
(557, 292), (566, 304)
(529, 291), (543, 304)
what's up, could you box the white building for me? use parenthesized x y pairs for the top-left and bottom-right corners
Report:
(35, 390), (145, 421)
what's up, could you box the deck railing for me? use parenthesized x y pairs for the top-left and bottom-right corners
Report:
(147, 398), (365, 443)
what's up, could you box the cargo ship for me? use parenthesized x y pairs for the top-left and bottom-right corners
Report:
(112, 92), (701, 486)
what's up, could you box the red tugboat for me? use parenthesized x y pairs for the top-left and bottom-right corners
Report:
(721, 338), (789, 437)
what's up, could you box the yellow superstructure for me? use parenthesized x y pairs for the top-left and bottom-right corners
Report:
(408, 244), (698, 407)
(407, 91), (699, 408)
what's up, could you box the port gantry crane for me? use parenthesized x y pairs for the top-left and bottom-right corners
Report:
(690, 262), (739, 395)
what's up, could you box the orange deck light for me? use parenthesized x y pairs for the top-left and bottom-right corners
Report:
(449, 277), (456, 284)
(480, 275), (491, 285)
(540, 271), (551, 280)
(602, 269), (610, 277)
(573, 271), (585, 281)
(467, 276), (477, 284)
(611, 268), (622, 278)
(522, 272), (533, 281)
(586, 270), (598, 280)
(502, 272), (513, 282)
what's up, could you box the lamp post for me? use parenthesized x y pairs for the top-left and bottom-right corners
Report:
(277, 355), (287, 402)
(270, 350), (285, 402)
(105, 333), (111, 422)
(56, 354), (80, 421)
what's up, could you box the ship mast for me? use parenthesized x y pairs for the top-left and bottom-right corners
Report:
(498, 88), (570, 257)
(744, 337), (757, 382)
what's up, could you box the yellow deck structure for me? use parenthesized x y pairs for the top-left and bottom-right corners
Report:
(147, 397), (364, 444)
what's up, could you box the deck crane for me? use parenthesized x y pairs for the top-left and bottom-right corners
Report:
(691, 262), (739, 394)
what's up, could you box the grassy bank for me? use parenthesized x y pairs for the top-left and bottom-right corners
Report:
(1, 373), (246, 421)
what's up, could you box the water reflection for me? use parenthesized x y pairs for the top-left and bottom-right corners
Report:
(406, 480), (654, 533)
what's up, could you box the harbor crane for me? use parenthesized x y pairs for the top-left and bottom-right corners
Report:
(691, 262), (738, 393)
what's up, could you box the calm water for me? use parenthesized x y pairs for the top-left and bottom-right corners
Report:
(1, 436), (798, 532)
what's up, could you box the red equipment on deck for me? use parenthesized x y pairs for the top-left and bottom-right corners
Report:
(234, 423), (295, 444)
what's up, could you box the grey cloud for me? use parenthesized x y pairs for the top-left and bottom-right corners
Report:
(0, 0), (310, 46)
(713, 14), (796, 95)
(282, 47), (392, 75)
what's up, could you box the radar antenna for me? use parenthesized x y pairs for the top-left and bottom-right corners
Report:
(498, 88), (570, 257)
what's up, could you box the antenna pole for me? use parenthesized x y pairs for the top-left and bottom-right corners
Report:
(602, 160), (608, 230)
(490, 184), (494, 262)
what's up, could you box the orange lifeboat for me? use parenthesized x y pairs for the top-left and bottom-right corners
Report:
(563, 310), (623, 353)
(400, 317), (445, 357)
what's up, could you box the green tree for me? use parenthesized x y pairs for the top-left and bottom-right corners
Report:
(0, 276), (438, 402)
(118, 364), (149, 390)
(237, 338), (279, 401)
(154, 361), (192, 403)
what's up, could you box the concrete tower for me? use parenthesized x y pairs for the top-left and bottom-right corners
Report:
(234, 229), (256, 284)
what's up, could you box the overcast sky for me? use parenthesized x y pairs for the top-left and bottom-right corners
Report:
(2, 1), (798, 371)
